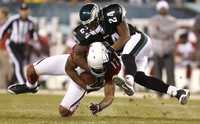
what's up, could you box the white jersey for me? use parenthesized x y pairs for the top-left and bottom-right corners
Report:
(177, 42), (195, 59)
(176, 42), (195, 66)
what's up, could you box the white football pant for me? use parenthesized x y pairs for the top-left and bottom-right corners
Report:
(33, 54), (86, 112)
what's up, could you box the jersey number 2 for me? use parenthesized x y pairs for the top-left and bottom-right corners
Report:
(107, 11), (117, 23)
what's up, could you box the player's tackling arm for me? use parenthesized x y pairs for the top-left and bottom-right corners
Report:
(111, 21), (130, 51)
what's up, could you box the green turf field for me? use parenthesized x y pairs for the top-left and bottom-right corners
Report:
(0, 94), (200, 124)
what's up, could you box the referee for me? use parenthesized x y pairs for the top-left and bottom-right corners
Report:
(0, 3), (38, 85)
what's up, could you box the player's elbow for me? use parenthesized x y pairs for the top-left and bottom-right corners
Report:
(124, 33), (130, 42)
(122, 27), (131, 41)
(107, 95), (114, 105)
(58, 105), (73, 117)
(65, 68), (71, 76)
(119, 33), (130, 45)
(65, 65), (74, 77)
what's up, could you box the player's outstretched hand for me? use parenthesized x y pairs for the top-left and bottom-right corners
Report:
(89, 103), (101, 115)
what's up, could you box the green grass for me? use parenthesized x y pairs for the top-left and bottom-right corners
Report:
(0, 94), (200, 124)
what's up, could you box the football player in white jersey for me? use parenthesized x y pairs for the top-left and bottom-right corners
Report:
(7, 42), (121, 116)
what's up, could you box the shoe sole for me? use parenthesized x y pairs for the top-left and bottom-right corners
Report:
(7, 89), (16, 94)
(7, 84), (39, 95)
(179, 90), (190, 105)
(7, 84), (17, 95)
(112, 76), (134, 96)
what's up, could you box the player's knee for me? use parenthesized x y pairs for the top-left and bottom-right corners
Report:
(26, 64), (39, 84)
(58, 105), (72, 117)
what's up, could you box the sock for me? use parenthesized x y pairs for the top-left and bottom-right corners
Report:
(121, 54), (137, 76)
(26, 81), (38, 89)
(167, 85), (178, 97)
(134, 71), (170, 93)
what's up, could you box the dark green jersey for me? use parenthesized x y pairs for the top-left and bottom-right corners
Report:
(73, 24), (104, 46)
(73, 4), (139, 47)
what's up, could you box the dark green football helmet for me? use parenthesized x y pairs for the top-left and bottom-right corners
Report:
(79, 3), (99, 25)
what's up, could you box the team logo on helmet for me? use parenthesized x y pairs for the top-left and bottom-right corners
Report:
(87, 42), (109, 77)
(79, 3), (99, 25)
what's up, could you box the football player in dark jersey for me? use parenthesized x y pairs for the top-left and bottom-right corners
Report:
(73, 3), (190, 105)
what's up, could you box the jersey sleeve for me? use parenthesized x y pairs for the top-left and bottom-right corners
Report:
(72, 26), (88, 46)
(102, 4), (126, 26)
(73, 25), (103, 46)
(0, 15), (19, 39)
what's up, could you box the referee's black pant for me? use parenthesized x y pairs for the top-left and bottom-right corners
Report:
(6, 41), (27, 85)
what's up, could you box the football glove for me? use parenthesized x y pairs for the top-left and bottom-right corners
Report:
(89, 103), (102, 115)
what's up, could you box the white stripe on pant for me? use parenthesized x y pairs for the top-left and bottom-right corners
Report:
(6, 40), (26, 84)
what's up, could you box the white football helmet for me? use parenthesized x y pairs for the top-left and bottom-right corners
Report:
(87, 42), (109, 77)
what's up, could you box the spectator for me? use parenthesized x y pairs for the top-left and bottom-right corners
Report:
(149, 0), (177, 96)
(0, 3), (39, 85)
(192, 14), (200, 87)
(193, 15), (200, 49)
(176, 31), (196, 89)
(0, 7), (12, 89)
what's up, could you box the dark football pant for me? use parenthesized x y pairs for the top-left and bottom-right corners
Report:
(121, 32), (170, 94)
(6, 41), (26, 85)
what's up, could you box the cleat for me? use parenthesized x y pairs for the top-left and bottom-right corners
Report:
(176, 89), (190, 105)
(112, 75), (134, 96)
(8, 83), (39, 94)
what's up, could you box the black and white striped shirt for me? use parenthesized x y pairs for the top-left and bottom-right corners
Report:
(0, 14), (37, 43)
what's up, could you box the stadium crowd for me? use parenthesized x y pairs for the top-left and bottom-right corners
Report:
(0, 0), (200, 93)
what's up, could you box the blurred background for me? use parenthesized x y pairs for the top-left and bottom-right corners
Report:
(1, 0), (200, 95)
